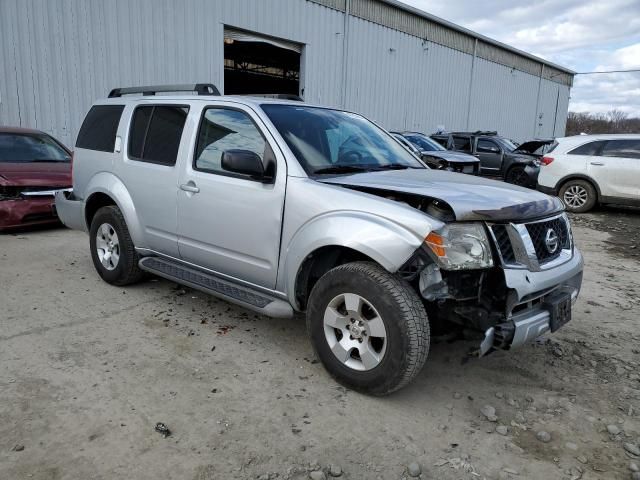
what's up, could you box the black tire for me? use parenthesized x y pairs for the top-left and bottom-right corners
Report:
(306, 261), (430, 395)
(505, 165), (528, 187)
(89, 205), (144, 286)
(559, 179), (597, 213)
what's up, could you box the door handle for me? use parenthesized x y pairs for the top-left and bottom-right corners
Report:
(180, 182), (200, 193)
(590, 162), (604, 166)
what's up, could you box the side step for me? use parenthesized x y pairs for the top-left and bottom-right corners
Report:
(139, 257), (293, 318)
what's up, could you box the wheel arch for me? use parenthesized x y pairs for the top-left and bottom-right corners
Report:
(293, 246), (377, 311)
(83, 172), (145, 247)
(282, 211), (428, 311)
(556, 174), (602, 201)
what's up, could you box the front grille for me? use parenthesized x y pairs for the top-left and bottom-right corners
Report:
(525, 217), (569, 263)
(490, 215), (571, 269)
(491, 224), (516, 263)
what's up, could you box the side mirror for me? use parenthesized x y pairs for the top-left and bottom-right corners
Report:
(221, 149), (266, 180)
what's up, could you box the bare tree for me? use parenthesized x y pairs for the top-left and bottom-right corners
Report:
(566, 111), (640, 136)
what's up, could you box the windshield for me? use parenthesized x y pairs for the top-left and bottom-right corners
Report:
(261, 105), (425, 174)
(0, 133), (71, 163)
(495, 137), (517, 152)
(405, 134), (446, 152)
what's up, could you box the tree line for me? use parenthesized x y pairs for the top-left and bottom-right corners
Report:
(566, 110), (640, 136)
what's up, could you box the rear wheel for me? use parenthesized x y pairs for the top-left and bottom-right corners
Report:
(505, 165), (529, 186)
(306, 262), (430, 395)
(89, 206), (144, 285)
(559, 179), (597, 213)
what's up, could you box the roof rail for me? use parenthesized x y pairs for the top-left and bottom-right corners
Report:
(108, 83), (220, 98)
(241, 93), (304, 101)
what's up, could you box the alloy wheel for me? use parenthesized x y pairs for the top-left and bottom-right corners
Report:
(323, 293), (387, 371)
(563, 185), (588, 208)
(95, 223), (120, 271)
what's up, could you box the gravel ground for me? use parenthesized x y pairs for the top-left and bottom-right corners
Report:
(1, 208), (640, 480)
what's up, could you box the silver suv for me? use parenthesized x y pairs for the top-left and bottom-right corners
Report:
(56, 84), (583, 395)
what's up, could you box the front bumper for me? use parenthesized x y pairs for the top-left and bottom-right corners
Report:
(416, 245), (584, 356)
(0, 195), (62, 231)
(54, 190), (87, 231)
(480, 248), (583, 355)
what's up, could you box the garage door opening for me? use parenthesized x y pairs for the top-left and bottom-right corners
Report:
(224, 29), (302, 97)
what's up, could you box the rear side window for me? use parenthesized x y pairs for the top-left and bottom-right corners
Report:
(76, 105), (124, 152)
(568, 141), (605, 156)
(128, 105), (189, 166)
(601, 139), (640, 159)
(452, 136), (471, 152)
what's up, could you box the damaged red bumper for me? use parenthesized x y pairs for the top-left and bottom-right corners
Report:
(0, 196), (62, 231)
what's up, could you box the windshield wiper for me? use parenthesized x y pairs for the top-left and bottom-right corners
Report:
(371, 164), (412, 170)
(313, 165), (370, 175)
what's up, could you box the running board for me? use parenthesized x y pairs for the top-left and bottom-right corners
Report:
(138, 257), (293, 318)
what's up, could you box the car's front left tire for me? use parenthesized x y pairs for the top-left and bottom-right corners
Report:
(306, 261), (430, 395)
(89, 205), (144, 286)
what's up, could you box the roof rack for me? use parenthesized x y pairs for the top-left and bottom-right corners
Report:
(449, 130), (498, 136)
(241, 93), (303, 101)
(108, 83), (220, 98)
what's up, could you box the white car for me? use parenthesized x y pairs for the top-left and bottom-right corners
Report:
(537, 134), (640, 213)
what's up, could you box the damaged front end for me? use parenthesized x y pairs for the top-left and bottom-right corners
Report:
(399, 213), (583, 357)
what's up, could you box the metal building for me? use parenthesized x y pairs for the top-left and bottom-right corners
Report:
(0, 0), (574, 148)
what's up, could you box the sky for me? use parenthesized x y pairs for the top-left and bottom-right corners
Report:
(401, 0), (640, 117)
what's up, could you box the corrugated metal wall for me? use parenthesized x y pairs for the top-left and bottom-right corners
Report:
(0, 0), (571, 147)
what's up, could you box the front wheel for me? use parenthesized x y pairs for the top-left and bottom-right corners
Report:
(306, 262), (430, 395)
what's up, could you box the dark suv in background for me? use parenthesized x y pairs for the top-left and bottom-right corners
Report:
(431, 131), (553, 187)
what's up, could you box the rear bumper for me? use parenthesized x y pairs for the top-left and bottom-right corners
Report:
(54, 190), (86, 231)
(521, 164), (540, 187)
(0, 196), (62, 231)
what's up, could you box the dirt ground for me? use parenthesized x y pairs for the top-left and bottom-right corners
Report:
(1, 208), (640, 480)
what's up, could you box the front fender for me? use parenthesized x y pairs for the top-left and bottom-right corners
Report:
(84, 172), (146, 247)
(282, 211), (432, 309)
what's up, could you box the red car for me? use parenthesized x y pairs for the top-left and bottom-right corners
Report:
(0, 127), (72, 231)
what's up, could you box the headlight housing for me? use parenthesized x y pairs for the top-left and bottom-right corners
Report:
(425, 223), (493, 270)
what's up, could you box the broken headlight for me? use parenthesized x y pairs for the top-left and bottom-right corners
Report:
(424, 223), (493, 270)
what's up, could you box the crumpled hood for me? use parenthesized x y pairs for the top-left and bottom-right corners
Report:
(422, 150), (479, 163)
(319, 169), (564, 221)
(513, 139), (554, 156)
(0, 162), (71, 187)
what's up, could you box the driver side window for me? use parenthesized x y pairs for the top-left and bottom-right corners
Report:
(194, 108), (266, 174)
(477, 139), (499, 153)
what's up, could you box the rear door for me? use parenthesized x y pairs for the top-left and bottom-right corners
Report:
(475, 138), (503, 174)
(589, 139), (640, 200)
(117, 103), (190, 257)
(176, 103), (286, 288)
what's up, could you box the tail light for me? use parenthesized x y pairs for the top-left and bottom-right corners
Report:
(540, 156), (554, 166)
(70, 151), (75, 186)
